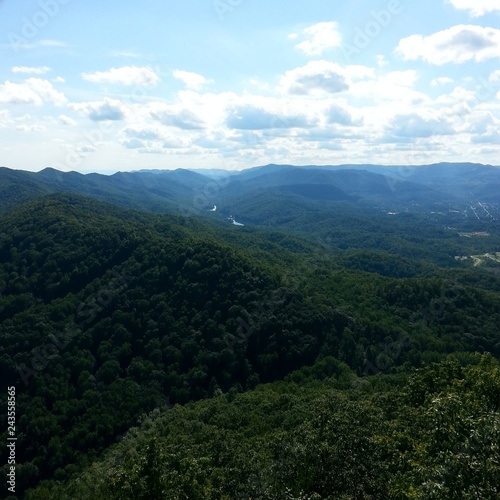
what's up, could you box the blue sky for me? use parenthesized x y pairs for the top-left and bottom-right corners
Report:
(1, 0), (500, 173)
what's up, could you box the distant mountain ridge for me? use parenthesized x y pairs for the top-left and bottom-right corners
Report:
(1, 162), (499, 216)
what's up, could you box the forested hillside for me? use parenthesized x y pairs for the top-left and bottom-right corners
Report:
(0, 192), (499, 498)
(29, 354), (500, 499)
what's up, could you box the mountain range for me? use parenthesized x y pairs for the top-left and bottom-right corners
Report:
(1, 162), (500, 498)
(2, 162), (499, 216)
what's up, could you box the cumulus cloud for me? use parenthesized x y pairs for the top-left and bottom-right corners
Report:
(70, 98), (126, 121)
(387, 113), (453, 138)
(123, 126), (162, 140)
(293, 22), (342, 55)
(0, 81), (43, 105)
(122, 138), (145, 149)
(151, 106), (205, 130)
(59, 115), (76, 126)
(27, 78), (67, 106)
(12, 66), (51, 75)
(396, 25), (500, 65)
(447, 0), (500, 17)
(0, 78), (67, 106)
(82, 66), (159, 87)
(279, 61), (350, 95)
(431, 77), (454, 86)
(226, 105), (310, 130)
(326, 104), (359, 126)
(173, 70), (210, 90)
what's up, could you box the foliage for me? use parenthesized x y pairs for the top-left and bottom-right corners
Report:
(26, 354), (500, 499)
(0, 193), (499, 498)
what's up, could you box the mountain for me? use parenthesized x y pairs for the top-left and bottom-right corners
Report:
(4, 162), (500, 217)
(0, 167), (209, 213)
(222, 162), (500, 204)
(2, 163), (500, 269)
(32, 353), (500, 499)
(400, 162), (500, 202)
(0, 189), (499, 497)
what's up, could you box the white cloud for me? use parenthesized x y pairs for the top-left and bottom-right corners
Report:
(326, 104), (360, 126)
(53, 76), (65, 84)
(137, 147), (169, 154)
(431, 77), (454, 86)
(387, 113), (453, 138)
(15, 124), (45, 133)
(82, 66), (159, 87)
(0, 81), (43, 105)
(70, 98), (127, 121)
(173, 70), (210, 90)
(109, 50), (144, 58)
(490, 70), (500, 82)
(9, 39), (68, 51)
(376, 55), (388, 68)
(151, 104), (205, 130)
(119, 124), (187, 151)
(279, 61), (349, 95)
(293, 22), (342, 55)
(12, 66), (51, 75)
(59, 115), (76, 126)
(26, 78), (67, 106)
(396, 25), (500, 65)
(122, 138), (145, 149)
(77, 145), (96, 153)
(226, 105), (310, 130)
(0, 110), (12, 128)
(448, 0), (500, 17)
(0, 78), (67, 106)
(123, 126), (162, 140)
(436, 85), (475, 103)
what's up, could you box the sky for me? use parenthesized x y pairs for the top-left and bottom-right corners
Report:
(0, 0), (500, 173)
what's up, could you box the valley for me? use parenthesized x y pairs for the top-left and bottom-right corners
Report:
(0, 163), (499, 499)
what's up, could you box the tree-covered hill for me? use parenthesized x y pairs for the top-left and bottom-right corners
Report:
(0, 194), (499, 498)
(2, 165), (499, 274)
(28, 354), (500, 499)
(0, 167), (206, 214)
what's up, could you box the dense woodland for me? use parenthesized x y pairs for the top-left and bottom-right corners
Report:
(29, 354), (500, 499)
(0, 170), (499, 499)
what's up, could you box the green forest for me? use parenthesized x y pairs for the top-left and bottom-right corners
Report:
(1, 192), (499, 499)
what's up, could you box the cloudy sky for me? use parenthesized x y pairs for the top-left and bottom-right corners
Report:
(1, 0), (500, 173)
